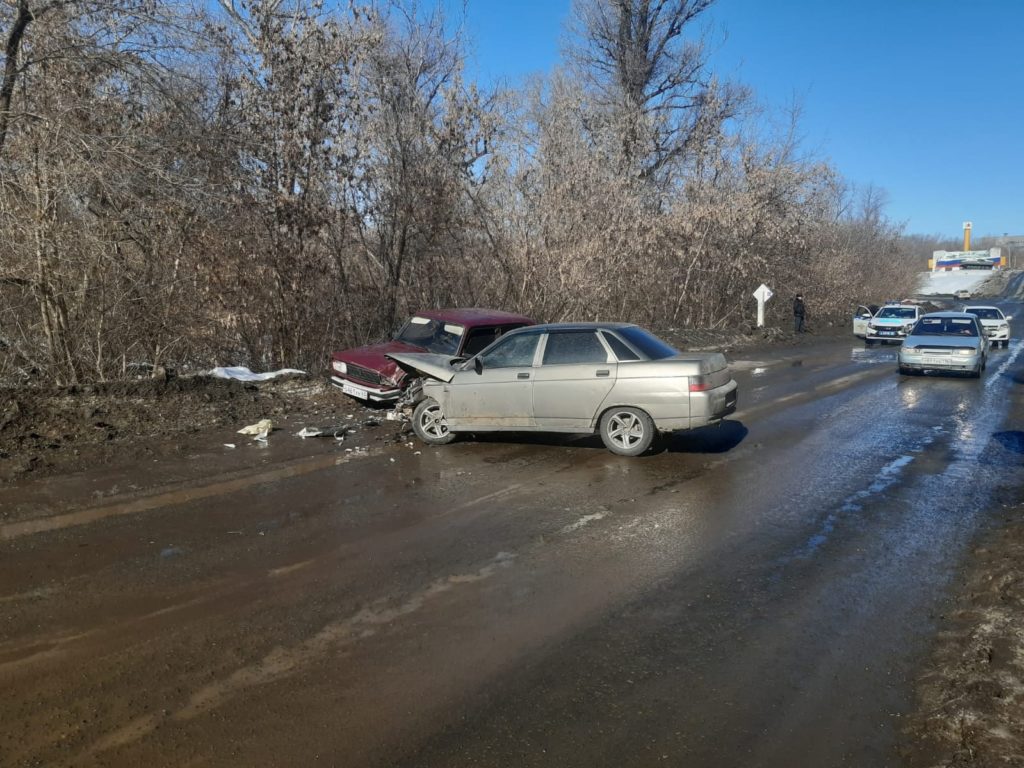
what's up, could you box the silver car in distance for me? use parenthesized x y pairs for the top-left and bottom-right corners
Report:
(388, 322), (738, 457)
(898, 312), (989, 378)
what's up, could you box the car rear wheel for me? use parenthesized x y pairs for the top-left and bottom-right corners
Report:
(412, 398), (455, 445)
(600, 407), (655, 457)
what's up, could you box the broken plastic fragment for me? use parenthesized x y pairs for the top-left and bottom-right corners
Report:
(238, 419), (273, 436)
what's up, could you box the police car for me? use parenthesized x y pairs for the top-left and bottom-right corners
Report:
(864, 303), (923, 345)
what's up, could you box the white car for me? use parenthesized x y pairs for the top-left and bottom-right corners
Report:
(963, 306), (1012, 348)
(865, 304), (923, 345)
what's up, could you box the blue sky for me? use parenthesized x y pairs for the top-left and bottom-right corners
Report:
(446, 0), (1023, 239)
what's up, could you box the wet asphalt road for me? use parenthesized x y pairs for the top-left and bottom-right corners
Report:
(3, 303), (1024, 767)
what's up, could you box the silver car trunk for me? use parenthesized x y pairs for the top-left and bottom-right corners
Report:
(614, 352), (729, 383)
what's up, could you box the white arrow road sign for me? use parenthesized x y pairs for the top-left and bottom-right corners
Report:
(753, 283), (773, 327)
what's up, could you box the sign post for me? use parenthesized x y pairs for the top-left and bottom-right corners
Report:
(753, 283), (773, 328)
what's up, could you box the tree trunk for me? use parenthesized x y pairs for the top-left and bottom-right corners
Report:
(0, 0), (34, 158)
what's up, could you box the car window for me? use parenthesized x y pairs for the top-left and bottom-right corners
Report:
(913, 317), (979, 336)
(617, 327), (679, 360)
(876, 307), (916, 319)
(542, 331), (608, 365)
(395, 317), (465, 355)
(462, 327), (501, 357)
(479, 333), (539, 368)
(966, 308), (1001, 320)
(601, 332), (640, 361)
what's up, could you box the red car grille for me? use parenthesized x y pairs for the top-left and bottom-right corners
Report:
(345, 364), (383, 386)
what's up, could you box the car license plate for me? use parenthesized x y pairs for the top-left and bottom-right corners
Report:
(342, 382), (368, 399)
(922, 356), (947, 365)
(880, 330), (895, 336)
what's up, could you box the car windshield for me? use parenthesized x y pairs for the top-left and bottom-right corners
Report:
(967, 308), (1002, 320)
(394, 317), (465, 354)
(912, 318), (979, 337)
(877, 307), (916, 319)
(617, 327), (679, 360)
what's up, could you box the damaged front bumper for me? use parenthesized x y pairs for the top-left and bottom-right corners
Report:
(386, 379), (424, 423)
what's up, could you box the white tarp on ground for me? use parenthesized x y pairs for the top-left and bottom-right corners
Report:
(209, 366), (306, 381)
(916, 270), (994, 296)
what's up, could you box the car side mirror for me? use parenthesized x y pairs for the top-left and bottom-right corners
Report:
(859, 313), (871, 319)
(1007, 316), (1014, 322)
(474, 357), (483, 375)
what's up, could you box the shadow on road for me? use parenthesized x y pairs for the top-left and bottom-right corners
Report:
(661, 419), (748, 454)
(992, 431), (1024, 456)
(456, 419), (749, 456)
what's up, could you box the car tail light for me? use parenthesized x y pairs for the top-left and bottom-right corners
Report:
(903, 345), (918, 351)
(689, 376), (712, 392)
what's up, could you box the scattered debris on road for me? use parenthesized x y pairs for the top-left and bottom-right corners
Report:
(238, 419), (273, 438)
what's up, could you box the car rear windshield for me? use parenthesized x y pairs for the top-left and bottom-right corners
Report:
(877, 307), (916, 319)
(616, 327), (679, 360)
(395, 317), (465, 355)
(967, 308), (1001, 320)
(913, 318), (979, 336)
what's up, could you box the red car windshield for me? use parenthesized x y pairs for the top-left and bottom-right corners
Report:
(395, 317), (465, 355)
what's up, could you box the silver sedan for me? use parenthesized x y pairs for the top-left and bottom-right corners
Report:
(388, 322), (738, 456)
(897, 312), (988, 377)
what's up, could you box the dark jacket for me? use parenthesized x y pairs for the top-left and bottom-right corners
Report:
(793, 297), (806, 317)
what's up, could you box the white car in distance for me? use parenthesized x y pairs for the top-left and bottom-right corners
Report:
(963, 306), (1012, 348)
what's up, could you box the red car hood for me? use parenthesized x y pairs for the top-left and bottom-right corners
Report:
(331, 339), (425, 384)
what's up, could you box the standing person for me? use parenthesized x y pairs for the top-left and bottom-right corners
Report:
(793, 293), (806, 333)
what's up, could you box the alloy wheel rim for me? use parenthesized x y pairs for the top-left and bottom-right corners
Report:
(608, 411), (643, 449)
(420, 405), (449, 438)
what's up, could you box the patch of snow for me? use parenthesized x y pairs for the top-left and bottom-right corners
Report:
(916, 270), (993, 296)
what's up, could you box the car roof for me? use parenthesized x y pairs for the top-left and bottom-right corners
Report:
(919, 311), (980, 319)
(413, 308), (534, 326)
(505, 321), (639, 334)
(878, 304), (919, 310)
(963, 305), (1000, 311)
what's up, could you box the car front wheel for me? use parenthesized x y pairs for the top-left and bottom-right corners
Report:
(600, 407), (655, 456)
(412, 398), (455, 445)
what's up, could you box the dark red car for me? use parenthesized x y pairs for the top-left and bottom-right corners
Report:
(329, 308), (534, 402)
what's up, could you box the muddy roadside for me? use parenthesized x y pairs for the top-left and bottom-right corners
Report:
(898, 363), (1024, 766)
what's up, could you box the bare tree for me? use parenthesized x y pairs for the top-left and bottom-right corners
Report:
(567, 0), (747, 186)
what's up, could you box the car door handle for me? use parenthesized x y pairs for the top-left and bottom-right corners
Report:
(596, 370), (610, 377)
(517, 372), (530, 380)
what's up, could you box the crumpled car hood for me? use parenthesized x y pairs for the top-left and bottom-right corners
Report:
(385, 352), (460, 383)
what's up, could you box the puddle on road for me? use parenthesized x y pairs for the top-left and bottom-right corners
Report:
(788, 425), (948, 561)
(849, 347), (898, 364)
